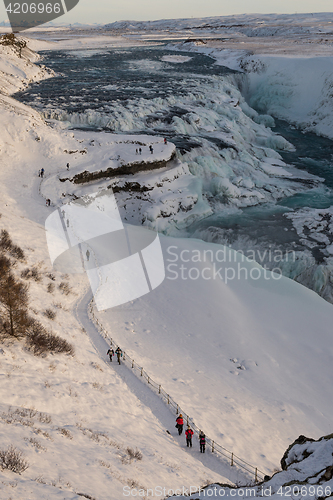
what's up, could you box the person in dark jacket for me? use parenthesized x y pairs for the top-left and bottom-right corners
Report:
(175, 414), (183, 435)
(199, 431), (206, 453)
(115, 346), (122, 365)
(185, 426), (194, 447)
(107, 347), (114, 362)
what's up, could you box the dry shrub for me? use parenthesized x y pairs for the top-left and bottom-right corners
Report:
(26, 320), (74, 356)
(47, 283), (55, 293)
(38, 412), (52, 424)
(43, 308), (56, 320)
(1, 407), (52, 427)
(0, 229), (25, 260)
(57, 428), (73, 439)
(21, 267), (41, 282)
(58, 282), (71, 295)
(10, 245), (25, 261)
(24, 438), (46, 451)
(0, 230), (12, 252)
(126, 447), (143, 461)
(0, 445), (28, 473)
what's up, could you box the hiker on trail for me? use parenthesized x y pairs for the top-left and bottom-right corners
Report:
(38, 169), (41, 177)
(67, 163), (70, 170)
(66, 219), (69, 228)
(107, 347), (114, 362)
(185, 426), (194, 447)
(175, 414), (183, 436)
(199, 431), (206, 453)
(139, 148), (142, 155)
(86, 249), (90, 261)
(46, 199), (51, 207)
(115, 346), (122, 365)
(40, 168), (45, 178)
(164, 137), (167, 145)
(136, 149), (138, 155)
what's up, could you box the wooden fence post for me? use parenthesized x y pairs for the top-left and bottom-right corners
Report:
(158, 385), (161, 394)
(187, 416), (189, 426)
(141, 368), (143, 376)
(167, 395), (170, 404)
(212, 441), (214, 452)
(148, 376), (150, 384)
(176, 404), (179, 414)
(231, 453), (234, 466)
(132, 360), (134, 368)
(255, 468), (258, 483)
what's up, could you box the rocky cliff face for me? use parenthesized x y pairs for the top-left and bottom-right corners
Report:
(262, 434), (333, 499)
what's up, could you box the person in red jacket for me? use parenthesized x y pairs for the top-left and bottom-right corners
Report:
(185, 426), (194, 447)
(175, 414), (183, 435)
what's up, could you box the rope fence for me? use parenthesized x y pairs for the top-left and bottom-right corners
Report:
(88, 303), (266, 484)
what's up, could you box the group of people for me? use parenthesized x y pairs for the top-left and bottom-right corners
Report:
(38, 167), (45, 178)
(175, 414), (206, 452)
(107, 346), (123, 365)
(106, 346), (206, 451)
(135, 139), (168, 156)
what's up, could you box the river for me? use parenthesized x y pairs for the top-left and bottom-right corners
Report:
(14, 44), (333, 302)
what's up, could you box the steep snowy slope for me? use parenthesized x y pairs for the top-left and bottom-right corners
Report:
(0, 212), (232, 499)
(0, 35), (53, 94)
(0, 38), (234, 500)
(94, 232), (333, 474)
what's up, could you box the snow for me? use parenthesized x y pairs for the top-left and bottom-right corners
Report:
(58, 136), (176, 179)
(162, 14), (333, 139)
(1, 16), (333, 499)
(161, 55), (192, 63)
(0, 41), (53, 95)
(0, 119), (232, 500)
(93, 232), (333, 475)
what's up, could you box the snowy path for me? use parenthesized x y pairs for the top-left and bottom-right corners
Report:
(73, 284), (250, 486)
(35, 137), (251, 485)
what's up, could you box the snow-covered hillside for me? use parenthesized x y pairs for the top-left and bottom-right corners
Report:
(0, 38), (235, 499)
(93, 231), (333, 474)
(0, 35), (53, 95)
(1, 20), (333, 500)
(105, 12), (333, 35)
